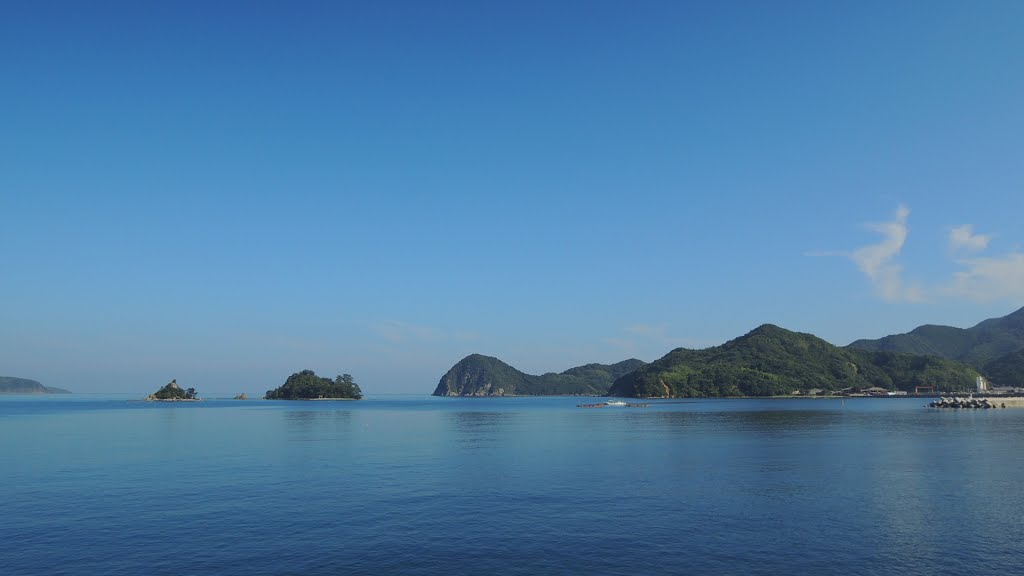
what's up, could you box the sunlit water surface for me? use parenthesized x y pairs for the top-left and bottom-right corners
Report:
(3, 395), (1022, 575)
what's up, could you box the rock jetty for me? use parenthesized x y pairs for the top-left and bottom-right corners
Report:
(928, 396), (1008, 409)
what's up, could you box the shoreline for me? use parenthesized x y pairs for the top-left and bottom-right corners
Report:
(292, 397), (360, 401)
(432, 393), (928, 399)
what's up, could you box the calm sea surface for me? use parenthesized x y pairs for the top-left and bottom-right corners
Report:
(2, 395), (1023, 575)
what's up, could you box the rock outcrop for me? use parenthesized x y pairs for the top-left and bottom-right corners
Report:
(927, 396), (1023, 409)
(146, 379), (197, 401)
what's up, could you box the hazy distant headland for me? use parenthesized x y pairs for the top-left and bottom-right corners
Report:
(434, 308), (1024, 399)
(0, 376), (71, 395)
(433, 354), (645, 396)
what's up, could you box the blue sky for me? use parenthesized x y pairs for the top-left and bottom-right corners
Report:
(2, 1), (1023, 394)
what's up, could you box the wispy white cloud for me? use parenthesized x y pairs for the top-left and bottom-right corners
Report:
(818, 206), (1023, 305)
(946, 253), (1024, 302)
(847, 205), (924, 302)
(949, 224), (991, 253)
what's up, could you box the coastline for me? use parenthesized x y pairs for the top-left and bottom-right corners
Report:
(291, 397), (360, 401)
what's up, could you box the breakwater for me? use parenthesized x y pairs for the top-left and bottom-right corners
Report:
(928, 396), (1024, 409)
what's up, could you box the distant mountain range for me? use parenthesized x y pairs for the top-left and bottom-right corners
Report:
(436, 307), (1024, 398)
(432, 354), (645, 396)
(0, 376), (71, 395)
(848, 306), (1024, 385)
(609, 324), (978, 398)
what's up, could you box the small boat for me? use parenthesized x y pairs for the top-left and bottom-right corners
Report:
(576, 400), (650, 408)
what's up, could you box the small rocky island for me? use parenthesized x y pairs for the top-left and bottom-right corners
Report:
(146, 379), (198, 401)
(265, 370), (363, 400)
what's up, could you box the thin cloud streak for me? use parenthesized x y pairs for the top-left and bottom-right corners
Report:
(818, 207), (1022, 305)
(949, 224), (991, 253)
(947, 253), (1024, 302)
(847, 205), (924, 302)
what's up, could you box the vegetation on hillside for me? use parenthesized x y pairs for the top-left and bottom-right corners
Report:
(983, 349), (1024, 387)
(433, 355), (645, 396)
(265, 370), (363, 400)
(848, 306), (1024, 385)
(609, 324), (979, 398)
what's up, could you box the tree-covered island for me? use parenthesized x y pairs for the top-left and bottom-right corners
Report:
(265, 370), (363, 400)
(146, 379), (198, 401)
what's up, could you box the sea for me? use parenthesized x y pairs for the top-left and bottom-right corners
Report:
(2, 395), (1023, 576)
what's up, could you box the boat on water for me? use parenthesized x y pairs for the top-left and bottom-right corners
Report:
(576, 400), (650, 408)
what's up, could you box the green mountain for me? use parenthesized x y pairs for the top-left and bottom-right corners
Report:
(847, 306), (1024, 385)
(433, 354), (645, 396)
(608, 324), (979, 398)
(0, 376), (71, 394)
(980, 349), (1024, 387)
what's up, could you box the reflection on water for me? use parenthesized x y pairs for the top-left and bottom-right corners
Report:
(612, 406), (841, 436)
(448, 411), (515, 450)
(6, 397), (1024, 576)
(714, 409), (841, 434)
(450, 411), (512, 428)
(284, 409), (352, 443)
(284, 409), (353, 424)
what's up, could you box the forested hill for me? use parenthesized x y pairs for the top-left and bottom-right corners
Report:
(433, 354), (645, 396)
(847, 306), (1024, 365)
(847, 306), (1024, 385)
(0, 376), (71, 394)
(608, 324), (979, 398)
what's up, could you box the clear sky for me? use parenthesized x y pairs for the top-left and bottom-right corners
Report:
(2, 1), (1023, 394)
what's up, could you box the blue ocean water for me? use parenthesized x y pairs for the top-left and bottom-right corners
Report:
(3, 395), (1023, 575)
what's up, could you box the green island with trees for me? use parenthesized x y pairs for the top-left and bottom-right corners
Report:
(265, 370), (363, 400)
